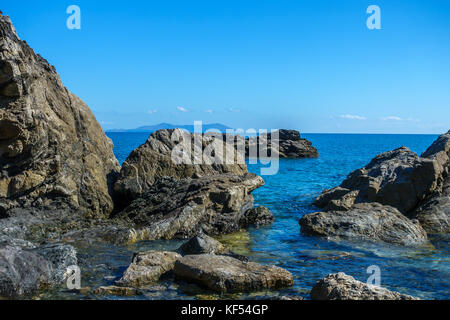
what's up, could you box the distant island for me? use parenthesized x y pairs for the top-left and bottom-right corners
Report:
(106, 123), (231, 133)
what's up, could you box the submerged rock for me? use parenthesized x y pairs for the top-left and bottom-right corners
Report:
(310, 273), (419, 300)
(116, 251), (181, 287)
(114, 129), (247, 205)
(300, 203), (428, 246)
(93, 285), (142, 297)
(174, 254), (293, 293)
(114, 174), (267, 240)
(246, 129), (318, 159)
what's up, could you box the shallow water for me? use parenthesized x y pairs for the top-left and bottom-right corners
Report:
(41, 133), (449, 300)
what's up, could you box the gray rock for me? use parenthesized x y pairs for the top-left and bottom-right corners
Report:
(240, 206), (274, 228)
(174, 254), (293, 293)
(314, 147), (441, 214)
(114, 174), (265, 241)
(310, 273), (419, 300)
(300, 203), (428, 246)
(93, 285), (143, 296)
(114, 129), (247, 205)
(177, 234), (227, 255)
(246, 129), (318, 159)
(116, 251), (181, 287)
(31, 243), (77, 283)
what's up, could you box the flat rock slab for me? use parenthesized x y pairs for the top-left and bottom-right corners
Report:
(116, 251), (181, 287)
(93, 286), (142, 296)
(311, 273), (419, 300)
(174, 254), (293, 293)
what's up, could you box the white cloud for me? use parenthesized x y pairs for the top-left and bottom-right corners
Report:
(147, 109), (158, 114)
(204, 109), (213, 114)
(100, 121), (114, 125)
(229, 107), (240, 113)
(380, 116), (403, 121)
(177, 106), (188, 112)
(340, 114), (367, 120)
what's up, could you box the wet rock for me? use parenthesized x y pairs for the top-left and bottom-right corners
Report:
(314, 147), (441, 214)
(177, 234), (227, 255)
(174, 254), (293, 293)
(0, 245), (52, 297)
(93, 285), (142, 296)
(31, 243), (77, 283)
(116, 251), (181, 287)
(0, 16), (120, 218)
(239, 206), (274, 228)
(300, 203), (428, 246)
(114, 174), (265, 240)
(245, 129), (318, 159)
(310, 273), (419, 300)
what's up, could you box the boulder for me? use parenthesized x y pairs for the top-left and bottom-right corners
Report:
(300, 203), (428, 246)
(173, 254), (293, 293)
(239, 206), (274, 228)
(0, 15), (120, 218)
(246, 129), (318, 159)
(114, 129), (247, 205)
(314, 147), (441, 214)
(310, 273), (419, 300)
(116, 250), (181, 287)
(0, 243), (77, 298)
(114, 174), (265, 240)
(177, 234), (227, 255)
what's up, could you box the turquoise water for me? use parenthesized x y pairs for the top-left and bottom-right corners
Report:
(96, 133), (449, 300)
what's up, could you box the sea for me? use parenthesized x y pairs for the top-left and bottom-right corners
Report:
(44, 133), (449, 300)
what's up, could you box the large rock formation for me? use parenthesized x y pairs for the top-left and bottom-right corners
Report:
(113, 129), (272, 240)
(114, 174), (269, 240)
(310, 273), (419, 300)
(300, 203), (428, 246)
(303, 131), (450, 243)
(174, 254), (293, 293)
(114, 129), (247, 205)
(0, 15), (120, 218)
(245, 129), (318, 159)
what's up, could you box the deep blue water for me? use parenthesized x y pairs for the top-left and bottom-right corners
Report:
(102, 133), (449, 300)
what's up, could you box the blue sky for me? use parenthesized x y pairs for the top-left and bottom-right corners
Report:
(3, 0), (450, 133)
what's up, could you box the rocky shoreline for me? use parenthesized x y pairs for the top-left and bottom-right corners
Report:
(0, 15), (448, 300)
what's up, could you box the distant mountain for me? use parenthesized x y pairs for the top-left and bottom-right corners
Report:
(107, 123), (232, 133)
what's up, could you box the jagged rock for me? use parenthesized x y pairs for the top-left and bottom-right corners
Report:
(314, 147), (441, 214)
(177, 234), (227, 255)
(246, 129), (318, 159)
(93, 285), (142, 296)
(116, 251), (181, 287)
(310, 273), (419, 300)
(114, 174), (265, 240)
(412, 177), (450, 233)
(239, 206), (274, 228)
(114, 129), (247, 205)
(174, 254), (293, 293)
(300, 203), (428, 246)
(0, 15), (120, 218)
(0, 243), (77, 298)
